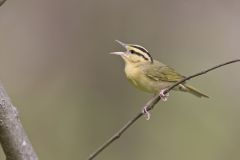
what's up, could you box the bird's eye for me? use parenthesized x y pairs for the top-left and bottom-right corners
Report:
(130, 50), (135, 54)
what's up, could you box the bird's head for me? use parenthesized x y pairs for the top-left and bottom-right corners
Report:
(110, 40), (153, 64)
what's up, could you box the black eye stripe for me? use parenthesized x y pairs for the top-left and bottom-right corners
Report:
(130, 50), (148, 61)
(130, 50), (135, 53)
(130, 45), (153, 63)
(132, 45), (149, 54)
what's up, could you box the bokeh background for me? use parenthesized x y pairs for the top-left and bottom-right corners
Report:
(0, 0), (240, 159)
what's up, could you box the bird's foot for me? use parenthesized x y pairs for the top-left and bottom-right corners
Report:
(142, 106), (151, 120)
(159, 89), (169, 101)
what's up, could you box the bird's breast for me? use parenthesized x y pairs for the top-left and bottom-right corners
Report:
(124, 64), (154, 93)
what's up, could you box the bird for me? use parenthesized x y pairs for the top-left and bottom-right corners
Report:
(110, 40), (209, 119)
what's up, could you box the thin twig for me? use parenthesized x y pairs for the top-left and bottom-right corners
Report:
(166, 59), (240, 93)
(87, 59), (240, 160)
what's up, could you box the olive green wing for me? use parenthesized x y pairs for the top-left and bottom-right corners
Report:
(143, 63), (185, 82)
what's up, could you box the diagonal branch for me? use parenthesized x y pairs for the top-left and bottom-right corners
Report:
(0, 83), (38, 160)
(0, 0), (7, 7)
(87, 59), (240, 160)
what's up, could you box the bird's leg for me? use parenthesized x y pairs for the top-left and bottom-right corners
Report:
(142, 90), (169, 120)
(141, 94), (158, 120)
(142, 106), (151, 120)
(159, 89), (169, 101)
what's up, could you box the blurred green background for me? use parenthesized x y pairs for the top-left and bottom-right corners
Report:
(0, 0), (240, 159)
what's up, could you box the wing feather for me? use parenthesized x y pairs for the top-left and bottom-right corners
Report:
(143, 61), (184, 82)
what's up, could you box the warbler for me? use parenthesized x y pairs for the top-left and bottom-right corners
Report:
(110, 40), (208, 119)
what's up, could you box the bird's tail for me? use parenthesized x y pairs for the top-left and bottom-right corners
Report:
(182, 84), (209, 98)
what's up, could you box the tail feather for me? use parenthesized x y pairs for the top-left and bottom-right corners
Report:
(181, 84), (209, 98)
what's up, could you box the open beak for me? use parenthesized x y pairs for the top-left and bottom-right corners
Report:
(115, 40), (127, 48)
(109, 51), (125, 55)
(110, 40), (128, 55)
